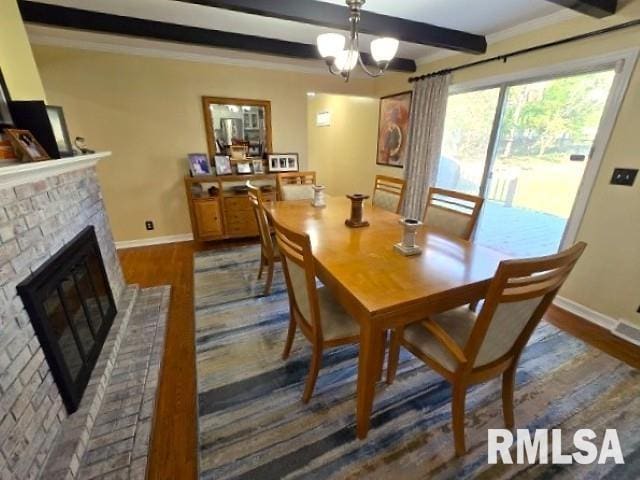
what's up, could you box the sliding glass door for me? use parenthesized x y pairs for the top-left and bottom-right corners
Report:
(437, 67), (618, 257)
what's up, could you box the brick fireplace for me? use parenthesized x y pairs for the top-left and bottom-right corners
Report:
(0, 154), (126, 478)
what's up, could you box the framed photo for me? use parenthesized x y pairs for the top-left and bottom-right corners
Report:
(268, 153), (298, 172)
(5, 129), (50, 162)
(376, 91), (412, 168)
(252, 159), (264, 174)
(188, 153), (212, 176)
(237, 161), (252, 174)
(46, 106), (74, 157)
(0, 68), (14, 129)
(214, 155), (232, 176)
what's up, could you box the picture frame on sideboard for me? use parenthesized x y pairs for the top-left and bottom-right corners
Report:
(268, 153), (299, 172)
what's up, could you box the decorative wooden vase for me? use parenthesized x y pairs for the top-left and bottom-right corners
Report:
(345, 194), (370, 228)
(311, 185), (326, 208)
(394, 218), (423, 256)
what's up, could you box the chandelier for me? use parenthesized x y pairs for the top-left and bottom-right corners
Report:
(316, 0), (399, 82)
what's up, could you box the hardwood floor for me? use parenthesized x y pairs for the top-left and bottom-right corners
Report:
(117, 240), (640, 479)
(118, 241), (207, 480)
(546, 304), (640, 370)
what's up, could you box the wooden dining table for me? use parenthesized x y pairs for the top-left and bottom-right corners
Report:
(267, 196), (509, 439)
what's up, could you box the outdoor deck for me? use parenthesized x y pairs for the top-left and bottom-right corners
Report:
(474, 200), (567, 258)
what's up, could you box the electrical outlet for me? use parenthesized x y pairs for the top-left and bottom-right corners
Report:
(610, 168), (638, 186)
(145, 221), (154, 231)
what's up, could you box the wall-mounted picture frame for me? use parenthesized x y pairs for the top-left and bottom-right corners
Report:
(5, 129), (50, 162)
(214, 155), (232, 176)
(0, 68), (14, 129)
(252, 159), (264, 174)
(268, 153), (299, 172)
(46, 105), (74, 157)
(188, 153), (212, 176)
(376, 91), (412, 168)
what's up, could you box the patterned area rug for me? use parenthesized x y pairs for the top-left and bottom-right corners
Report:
(194, 245), (639, 479)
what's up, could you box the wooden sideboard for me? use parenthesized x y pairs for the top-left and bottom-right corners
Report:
(184, 174), (276, 241)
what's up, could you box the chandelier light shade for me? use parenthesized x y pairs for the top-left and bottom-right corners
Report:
(317, 33), (346, 59)
(316, 0), (399, 82)
(370, 37), (399, 64)
(334, 49), (359, 72)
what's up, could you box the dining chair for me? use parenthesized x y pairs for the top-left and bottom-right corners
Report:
(277, 171), (316, 201)
(423, 187), (484, 241)
(386, 242), (587, 456)
(272, 218), (364, 403)
(372, 175), (406, 213)
(247, 182), (280, 295)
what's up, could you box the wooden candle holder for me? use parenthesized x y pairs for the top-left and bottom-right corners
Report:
(345, 194), (370, 228)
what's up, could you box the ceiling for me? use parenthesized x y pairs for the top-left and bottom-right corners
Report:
(24, 0), (579, 72)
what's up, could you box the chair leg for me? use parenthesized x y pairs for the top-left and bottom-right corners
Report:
(386, 329), (401, 385)
(263, 261), (275, 296)
(282, 316), (296, 360)
(452, 383), (467, 456)
(502, 363), (517, 430)
(257, 255), (265, 279)
(302, 345), (322, 404)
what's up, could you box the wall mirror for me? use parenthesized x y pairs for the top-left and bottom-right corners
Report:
(202, 96), (272, 159)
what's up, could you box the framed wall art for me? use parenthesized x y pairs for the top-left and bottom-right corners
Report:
(376, 91), (412, 168)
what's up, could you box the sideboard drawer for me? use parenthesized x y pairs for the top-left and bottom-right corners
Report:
(224, 196), (252, 212)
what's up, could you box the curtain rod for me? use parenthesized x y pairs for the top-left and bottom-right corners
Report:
(408, 18), (640, 83)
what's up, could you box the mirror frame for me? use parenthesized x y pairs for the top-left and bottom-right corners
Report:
(202, 96), (273, 159)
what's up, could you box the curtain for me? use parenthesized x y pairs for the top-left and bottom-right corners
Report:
(401, 73), (451, 219)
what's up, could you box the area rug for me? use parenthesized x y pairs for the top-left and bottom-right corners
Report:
(194, 245), (640, 479)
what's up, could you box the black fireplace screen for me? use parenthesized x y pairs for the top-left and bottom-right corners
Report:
(17, 226), (116, 413)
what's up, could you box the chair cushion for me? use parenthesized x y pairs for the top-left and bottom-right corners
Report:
(403, 307), (477, 372)
(281, 184), (314, 201)
(373, 190), (400, 213)
(317, 287), (360, 341)
(424, 206), (472, 240)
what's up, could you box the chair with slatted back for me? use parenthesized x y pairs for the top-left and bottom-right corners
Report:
(423, 187), (484, 241)
(372, 175), (406, 213)
(273, 218), (362, 403)
(277, 171), (316, 201)
(386, 242), (586, 456)
(247, 182), (280, 295)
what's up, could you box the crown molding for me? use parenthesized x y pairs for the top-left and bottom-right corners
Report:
(27, 30), (337, 75)
(416, 9), (579, 67)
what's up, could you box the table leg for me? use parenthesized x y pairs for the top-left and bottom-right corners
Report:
(356, 321), (383, 439)
(376, 330), (387, 382)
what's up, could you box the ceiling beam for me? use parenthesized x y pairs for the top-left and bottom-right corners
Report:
(545, 0), (617, 18)
(177, 0), (487, 54)
(18, 1), (417, 73)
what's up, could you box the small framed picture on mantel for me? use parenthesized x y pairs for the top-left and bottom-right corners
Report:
(268, 153), (298, 172)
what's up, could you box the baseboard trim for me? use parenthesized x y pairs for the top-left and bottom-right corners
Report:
(612, 320), (640, 347)
(115, 233), (194, 250)
(553, 296), (618, 330)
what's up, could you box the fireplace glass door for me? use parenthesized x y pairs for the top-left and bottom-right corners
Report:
(17, 226), (117, 413)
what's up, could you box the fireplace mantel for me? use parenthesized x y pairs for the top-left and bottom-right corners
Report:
(0, 151), (111, 188)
